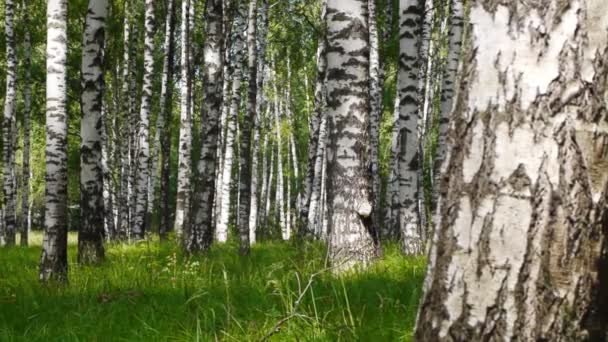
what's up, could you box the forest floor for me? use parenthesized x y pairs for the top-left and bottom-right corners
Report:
(0, 232), (424, 341)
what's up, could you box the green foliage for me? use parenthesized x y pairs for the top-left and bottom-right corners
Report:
(0, 233), (425, 341)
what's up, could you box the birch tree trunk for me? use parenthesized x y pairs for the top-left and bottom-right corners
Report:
(20, 0), (32, 247)
(271, 68), (288, 240)
(2, 0), (17, 246)
(79, 0), (108, 263)
(102, 102), (116, 241)
(416, 1), (608, 340)
(386, 0), (423, 254)
(431, 0), (463, 216)
(40, 0), (69, 282)
(153, 0), (176, 239)
(174, 0), (193, 237)
(325, 0), (376, 271)
(248, 0), (269, 245)
(119, 4), (133, 240)
(216, 4), (247, 243)
(368, 0), (382, 250)
(308, 114), (327, 238)
(186, 0), (224, 253)
(237, 0), (258, 255)
(132, 0), (156, 240)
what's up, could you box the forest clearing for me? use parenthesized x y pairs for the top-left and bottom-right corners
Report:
(1, 0), (608, 340)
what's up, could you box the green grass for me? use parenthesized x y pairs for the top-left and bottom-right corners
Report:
(0, 233), (425, 341)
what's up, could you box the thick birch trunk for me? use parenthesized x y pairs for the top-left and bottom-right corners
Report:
(2, 0), (17, 246)
(186, 0), (224, 253)
(20, 1), (32, 247)
(40, 0), (69, 282)
(386, 0), (423, 254)
(79, 0), (108, 264)
(416, 1), (608, 340)
(325, 0), (376, 271)
(174, 0), (193, 238)
(132, 0), (156, 240)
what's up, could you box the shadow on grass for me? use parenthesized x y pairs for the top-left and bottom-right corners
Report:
(0, 236), (425, 341)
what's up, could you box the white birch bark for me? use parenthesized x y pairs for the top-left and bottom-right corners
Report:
(40, 0), (69, 282)
(416, 1), (608, 340)
(2, 0), (17, 246)
(174, 0), (193, 237)
(272, 82), (287, 239)
(187, 0), (224, 253)
(132, 0), (156, 240)
(325, 0), (376, 271)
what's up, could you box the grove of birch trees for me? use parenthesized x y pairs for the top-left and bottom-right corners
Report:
(1, 0), (607, 340)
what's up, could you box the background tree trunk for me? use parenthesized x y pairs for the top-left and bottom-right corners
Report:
(40, 0), (69, 282)
(20, 0), (32, 247)
(174, 0), (193, 238)
(416, 1), (608, 340)
(325, 0), (376, 271)
(2, 0), (17, 246)
(132, 0), (156, 240)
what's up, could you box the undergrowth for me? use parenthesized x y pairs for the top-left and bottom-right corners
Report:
(0, 232), (425, 341)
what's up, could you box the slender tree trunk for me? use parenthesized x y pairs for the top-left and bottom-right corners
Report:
(271, 68), (288, 240)
(368, 0), (383, 252)
(248, 0), (269, 246)
(20, 0), (32, 247)
(216, 3), (247, 243)
(102, 98), (116, 241)
(264, 141), (275, 235)
(40, 0), (69, 282)
(236, 0), (258, 255)
(258, 118), (269, 233)
(174, 0), (193, 238)
(152, 0), (176, 239)
(186, 0), (224, 253)
(308, 114), (327, 237)
(325, 0), (376, 271)
(79, 0), (108, 264)
(128, 21), (140, 236)
(2, 0), (17, 246)
(119, 4), (134, 240)
(132, 0), (156, 240)
(300, 0), (327, 237)
(431, 0), (463, 218)
(416, 1), (608, 340)
(386, 0), (423, 254)
(285, 59), (299, 229)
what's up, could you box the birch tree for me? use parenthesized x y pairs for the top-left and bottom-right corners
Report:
(20, 1), (32, 246)
(40, 0), (69, 282)
(385, 0), (423, 254)
(153, 0), (176, 239)
(187, 0), (224, 253)
(2, 0), (17, 246)
(237, 0), (258, 255)
(132, 0), (156, 240)
(216, 3), (247, 243)
(78, 0), (108, 263)
(416, 1), (608, 340)
(325, 0), (376, 270)
(174, 0), (193, 237)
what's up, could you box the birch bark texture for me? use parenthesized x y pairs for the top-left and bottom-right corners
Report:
(416, 1), (608, 340)
(187, 0), (224, 253)
(2, 0), (17, 246)
(386, 0), (423, 254)
(325, 0), (376, 271)
(40, 0), (69, 282)
(132, 0), (156, 240)
(79, 0), (108, 264)
(174, 0), (193, 238)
